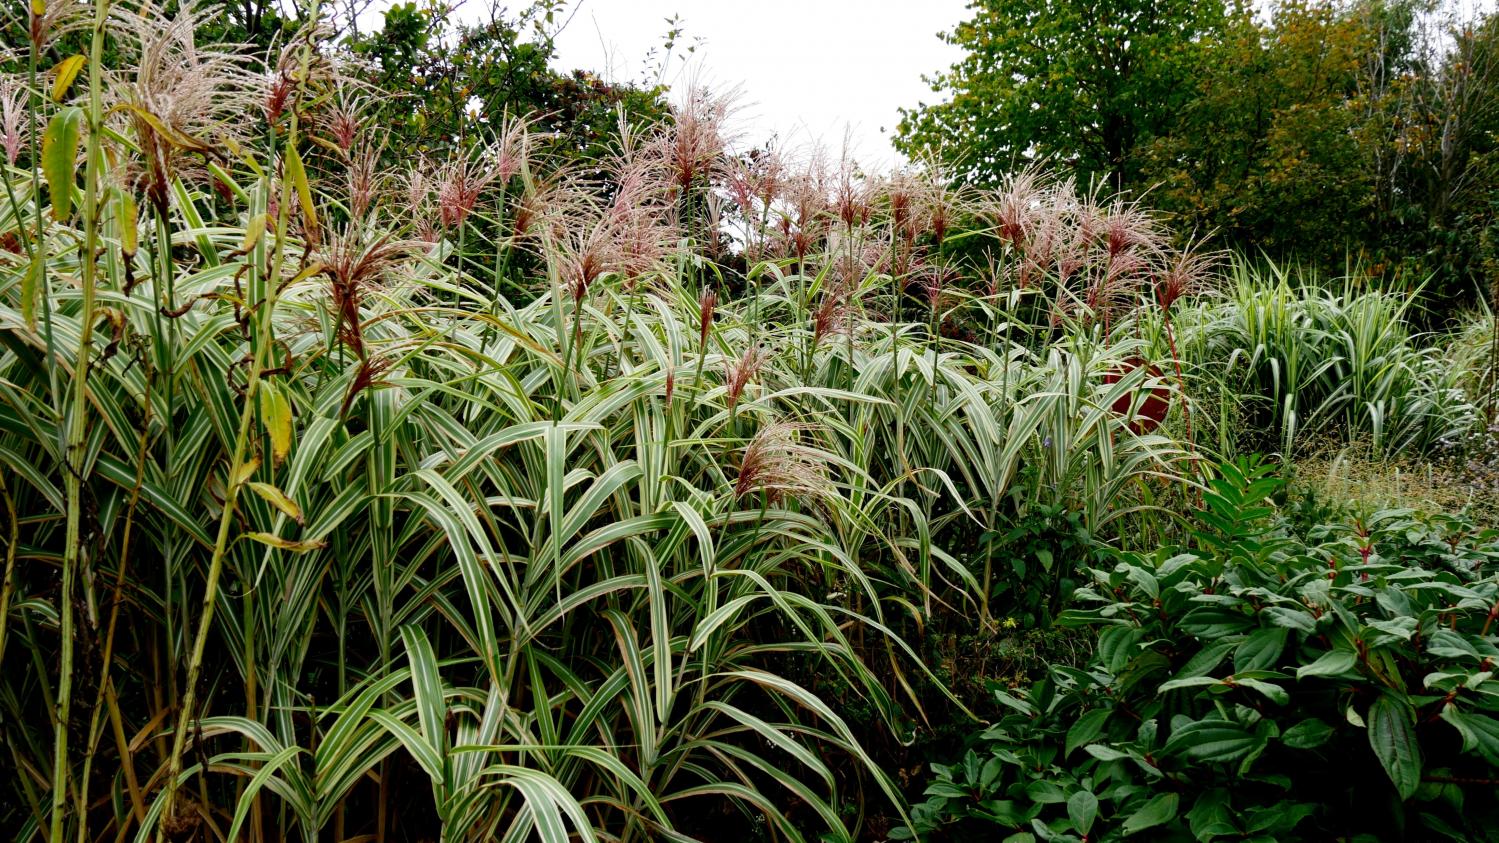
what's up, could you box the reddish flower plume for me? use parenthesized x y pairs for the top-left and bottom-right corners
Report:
(1, 80), (24, 167)
(733, 422), (834, 504)
(435, 154), (498, 229)
(724, 346), (767, 414)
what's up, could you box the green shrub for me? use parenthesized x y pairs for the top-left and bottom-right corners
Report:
(900, 458), (1499, 842)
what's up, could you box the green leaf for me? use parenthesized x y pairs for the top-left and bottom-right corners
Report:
(1236, 678), (1289, 705)
(1235, 627), (1288, 673)
(284, 143), (317, 235)
(976, 798), (1028, 825)
(1186, 788), (1233, 840)
(1097, 625), (1143, 673)
(43, 106), (83, 220)
(1068, 790), (1098, 836)
(1163, 719), (1259, 763)
(1175, 640), (1236, 679)
(21, 256), (42, 329)
(1441, 705), (1499, 766)
(1158, 676), (1221, 694)
(1297, 649), (1357, 679)
(399, 625), (446, 776)
(1084, 744), (1131, 761)
(223, 747), (303, 843)
(1066, 709), (1110, 757)
(1368, 694), (1421, 800)
(1282, 718), (1335, 749)
(118, 187), (138, 255)
(1262, 606), (1317, 634)
(1122, 792), (1179, 835)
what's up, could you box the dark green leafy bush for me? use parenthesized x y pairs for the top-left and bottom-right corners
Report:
(900, 459), (1499, 842)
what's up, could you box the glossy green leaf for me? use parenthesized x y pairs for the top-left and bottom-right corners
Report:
(1369, 695), (1421, 800)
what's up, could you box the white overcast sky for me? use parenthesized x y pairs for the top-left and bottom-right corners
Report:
(476, 0), (971, 167)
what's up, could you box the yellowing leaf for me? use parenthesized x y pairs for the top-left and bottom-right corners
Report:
(246, 481), (303, 524)
(258, 382), (293, 466)
(242, 532), (325, 553)
(285, 261), (324, 288)
(30, 0), (44, 18)
(21, 257), (42, 330)
(42, 107), (83, 221)
(223, 138), (264, 178)
(229, 455), (261, 489)
(240, 213), (267, 252)
(51, 55), (86, 103)
(115, 104), (210, 153)
(118, 189), (138, 256)
(308, 135), (344, 155)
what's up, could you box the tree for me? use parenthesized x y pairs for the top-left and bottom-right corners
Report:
(896, 0), (1234, 189)
(1141, 0), (1499, 300)
(1139, 0), (1375, 268)
(1391, 10), (1499, 297)
(347, 1), (669, 167)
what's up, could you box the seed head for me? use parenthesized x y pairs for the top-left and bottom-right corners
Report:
(834, 146), (873, 230)
(664, 82), (738, 193)
(112, 0), (266, 213)
(346, 142), (387, 222)
(812, 291), (851, 347)
(339, 354), (395, 418)
(698, 288), (717, 348)
(733, 422), (835, 504)
(780, 154), (829, 262)
(986, 167), (1048, 248)
(436, 154), (497, 229)
(318, 227), (420, 358)
(1097, 199), (1161, 258)
(29, 0), (87, 50)
(492, 114), (535, 184)
(885, 170), (918, 241)
(724, 346), (766, 414)
(322, 89), (367, 153)
(1155, 243), (1223, 313)
(0, 79), (23, 167)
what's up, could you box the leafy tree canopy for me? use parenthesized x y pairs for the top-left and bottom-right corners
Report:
(896, 0), (1234, 189)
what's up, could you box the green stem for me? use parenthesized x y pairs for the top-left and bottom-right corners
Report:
(480, 189), (509, 353)
(155, 208), (177, 461)
(889, 248), (905, 482)
(158, 3), (320, 831)
(53, 0), (112, 836)
(844, 222), (857, 400)
(30, 28), (63, 419)
(75, 377), (151, 842)
(545, 232), (569, 422)
(0, 478), (17, 671)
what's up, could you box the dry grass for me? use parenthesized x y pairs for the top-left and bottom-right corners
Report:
(1293, 436), (1499, 523)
